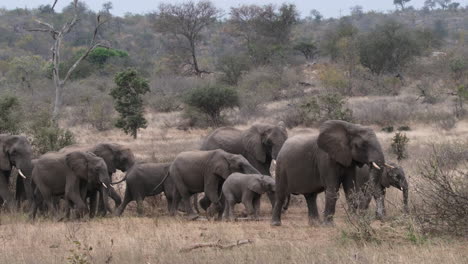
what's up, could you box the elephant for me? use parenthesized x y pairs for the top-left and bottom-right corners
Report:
(222, 173), (275, 221)
(199, 122), (288, 210)
(60, 143), (135, 216)
(356, 162), (409, 215)
(271, 120), (387, 226)
(115, 163), (176, 216)
(169, 149), (261, 220)
(30, 151), (112, 219)
(0, 134), (34, 211)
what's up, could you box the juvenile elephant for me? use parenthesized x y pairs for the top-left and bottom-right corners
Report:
(356, 162), (409, 215)
(222, 173), (275, 221)
(115, 163), (176, 216)
(272, 120), (387, 226)
(30, 151), (112, 219)
(60, 143), (135, 216)
(170, 149), (261, 220)
(199, 122), (287, 210)
(0, 134), (34, 210)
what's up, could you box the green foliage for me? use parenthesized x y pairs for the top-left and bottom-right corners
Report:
(283, 93), (353, 127)
(87, 47), (128, 66)
(217, 54), (250, 85)
(317, 64), (348, 94)
(391, 132), (409, 161)
(184, 84), (239, 126)
(449, 58), (467, 81)
(394, 0), (412, 9)
(67, 240), (92, 264)
(322, 18), (359, 61)
(0, 95), (22, 134)
(293, 41), (318, 60)
(29, 109), (75, 155)
(110, 68), (149, 139)
(359, 21), (422, 75)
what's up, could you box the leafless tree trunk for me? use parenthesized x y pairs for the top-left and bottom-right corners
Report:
(27, 0), (108, 121)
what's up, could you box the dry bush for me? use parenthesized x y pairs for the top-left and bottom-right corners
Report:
(413, 141), (468, 236)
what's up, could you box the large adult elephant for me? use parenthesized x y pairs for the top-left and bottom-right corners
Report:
(0, 134), (34, 210)
(170, 149), (261, 220)
(356, 162), (409, 215)
(271, 120), (387, 226)
(60, 143), (135, 216)
(199, 122), (287, 209)
(30, 151), (112, 219)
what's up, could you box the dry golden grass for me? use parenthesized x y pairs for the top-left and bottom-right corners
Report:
(1, 113), (468, 264)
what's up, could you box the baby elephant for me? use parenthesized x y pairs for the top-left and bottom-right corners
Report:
(115, 163), (175, 216)
(222, 173), (275, 221)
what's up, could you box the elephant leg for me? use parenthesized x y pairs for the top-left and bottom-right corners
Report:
(89, 191), (98, 218)
(96, 192), (107, 217)
(304, 193), (319, 226)
(266, 191), (275, 210)
(374, 188), (386, 219)
(282, 194), (291, 212)
(199, 195), (212, 211)
(323, 186), (340, 225)
(0, 172), (14, 211)
(253, 195), (261, 220)
(116, 189), (132, 216)
(65, 183), (88, 218)
(342, 173), (357, 214)
(223, 198), (235, 221)
(193, 194), (200, 214)
(136, 196), (144, 216)
(109, 187), (122, 208)
(271, 186), (287, 226)
(241, 192), (256, 219)
(168, 189), (181, 216)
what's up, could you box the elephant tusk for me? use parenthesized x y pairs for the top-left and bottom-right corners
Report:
(372, 162), (381, 170)
(102, 183), (108, 189)
(272, 160), (277, 166)
(385, 163), (395, 169)
(18, 169), (26, 179)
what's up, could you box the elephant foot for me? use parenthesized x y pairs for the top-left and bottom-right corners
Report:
(321, 220), (335, 227)
(271, 220), (282, 226)
(187, 214), (199, 221)
(308, 218), (320, 227)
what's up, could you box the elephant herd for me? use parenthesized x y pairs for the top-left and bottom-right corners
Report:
(0, 120), (409, 226)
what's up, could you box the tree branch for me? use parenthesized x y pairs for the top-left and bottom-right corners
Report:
(180, 239), (253, 253)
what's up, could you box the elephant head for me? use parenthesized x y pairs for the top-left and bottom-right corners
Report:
(382, 163), (409, 213)
(214, 151), (261, 179)
(65, 151), (113, 213)
(242, 122), (288, 164)
(92, 143), (136, 174)
(249, 175), (276, 194)
(317, 120), (386, 217)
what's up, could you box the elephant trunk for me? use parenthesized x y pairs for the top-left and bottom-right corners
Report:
(15, 159), (34, 203)
(99, 174), (114, 214)
(401, 179), (409, 213)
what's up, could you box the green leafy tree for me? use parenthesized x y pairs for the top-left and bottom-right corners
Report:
(293, 41), (319, 60)
(110, 68), (150, 139)
(359, 21), (422, 75)
(322, 18), (358, 61)
(0, 95), (23, 134)
(217, 54), (250, 85)
(184, 84), (239, 126)
(394, 0), (411, 10)
(7, 55), (47, 96)
(391, 132), (409, 161)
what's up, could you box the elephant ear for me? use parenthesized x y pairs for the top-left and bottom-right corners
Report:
(242, 126), (266, 163)
(66, 151), (89, 180)
(317, 121), (352, 167)
(92, 143), (116, 174)
(248, 177), (265, 194)
(0, 140), (11, 171)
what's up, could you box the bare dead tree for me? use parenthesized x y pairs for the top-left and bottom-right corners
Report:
(27, 0), (108, 121)
(154, 1), (221, 76)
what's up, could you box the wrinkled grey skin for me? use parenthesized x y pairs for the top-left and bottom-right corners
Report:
(199, 122), (287, 210)
(272, 120), (386, 226)
(170, 149), (261, 220)
(60, 143), (135, 217)
(30, 151), (112, 220)
(356, 162), (409, 215)
(222, 173), (275, 221)
(115, 163), (176, 216)
(0, 134), (34, 211)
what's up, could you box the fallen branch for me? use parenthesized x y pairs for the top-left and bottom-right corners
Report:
(180, 239), (253, 253)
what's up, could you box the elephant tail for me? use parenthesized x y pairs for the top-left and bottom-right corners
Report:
(151, 170), (170, 194)
(111, 176), (127, 185)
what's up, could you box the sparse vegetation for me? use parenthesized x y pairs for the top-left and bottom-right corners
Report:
(391, 132), (410, 161)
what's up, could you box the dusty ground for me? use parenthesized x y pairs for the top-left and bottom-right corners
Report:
(1, 113), (467, 264)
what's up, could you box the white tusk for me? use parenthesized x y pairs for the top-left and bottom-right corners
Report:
(18, 169), (26, 179)
(272, 160), (277, 166)
(102, 183), (108, 189)
(385, 163), (395, 169)
(372, 162), (381, 170)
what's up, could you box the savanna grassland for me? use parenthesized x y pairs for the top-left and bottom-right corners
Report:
(1, 113), (467, 264)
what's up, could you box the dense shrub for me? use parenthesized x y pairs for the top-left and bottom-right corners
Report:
(282, 93), (353, 127)
(391, 132), (410, 161)
(414, 141), (468, 236)
(217, 54), (250, 85)
(184, 84), (239, 126)
(29, 109), (75, 155)
(0, 95), (23, 134)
